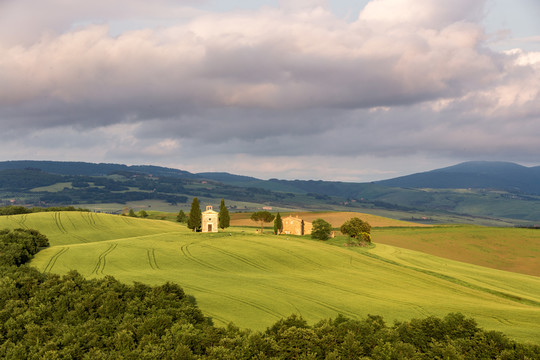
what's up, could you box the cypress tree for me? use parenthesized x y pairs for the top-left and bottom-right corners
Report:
(176, 209), (187, 223)
(274, 212), (283, 235)
(187, 197), (202, 231)
(218, 198), (230, 230)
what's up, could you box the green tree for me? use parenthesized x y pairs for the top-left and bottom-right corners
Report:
(340, 217), (371, 242)
(176, 209), (187, 223)
(128, 208), (136, 217)
(311, 218), (332, 240)
(274, 212), (283, 235)
(218, 199), (230, 230)
(187, 198), (202, 232)
(250, 211), (275, 233)
(138, 210), (148, 218)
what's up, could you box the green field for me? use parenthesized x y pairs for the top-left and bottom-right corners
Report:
(373, 226), (540, 277)
(1, 212), (539, 343)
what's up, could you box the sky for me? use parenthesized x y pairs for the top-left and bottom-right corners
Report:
(1, 0), (539, 182)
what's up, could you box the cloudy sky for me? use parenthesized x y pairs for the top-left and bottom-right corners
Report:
(1, 0), (539, 181)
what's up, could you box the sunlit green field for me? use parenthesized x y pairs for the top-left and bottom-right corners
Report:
(1, 212), (539, 343)
(373, 226), (540, 276)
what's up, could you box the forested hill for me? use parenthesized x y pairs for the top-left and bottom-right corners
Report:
(376, 161), (540, 195)
(2, 160), (540, 223)
(0, 160), (198, 179)
(4, 160), (540, 195)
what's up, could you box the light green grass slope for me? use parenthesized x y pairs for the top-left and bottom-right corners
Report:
(2, 213), (539, 343)
(373, 226), (540, 276)
(0, 211), (182, 246)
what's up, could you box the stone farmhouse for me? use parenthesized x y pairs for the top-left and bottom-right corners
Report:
(281, 215), (312, 235)
(202, 205), (218, 233)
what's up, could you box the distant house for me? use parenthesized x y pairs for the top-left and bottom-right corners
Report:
(281, 215), (312, 235)
(202, 205), (218, 233)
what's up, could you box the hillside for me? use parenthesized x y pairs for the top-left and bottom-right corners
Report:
(377, 161), (540, 195)
(2, 160), (540, 224)
(1, 212), (539, 343)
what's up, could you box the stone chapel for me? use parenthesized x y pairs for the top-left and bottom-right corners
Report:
(202, 205), (219, 233)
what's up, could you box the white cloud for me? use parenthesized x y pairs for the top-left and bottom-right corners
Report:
(0, 0), (539, 180)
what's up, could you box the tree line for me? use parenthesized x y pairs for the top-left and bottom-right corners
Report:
(0, 205), (90, 216)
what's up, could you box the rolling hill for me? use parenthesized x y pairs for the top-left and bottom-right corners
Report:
(1, 212), (539, 343)
(377, 161), (540, 195)
(2, 160), (540, 224)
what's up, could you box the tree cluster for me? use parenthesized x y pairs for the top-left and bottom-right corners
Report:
(0, 228), (49, 266)
(341, 217), (372, 245)
(311, 218), (333, 240)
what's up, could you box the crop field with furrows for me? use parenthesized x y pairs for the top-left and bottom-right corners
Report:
(1, 212), (539, 343)
(230, 211), (429, 228)
(0, 211), (182, 246)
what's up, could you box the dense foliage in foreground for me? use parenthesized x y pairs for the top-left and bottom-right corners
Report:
(1, 230), (539, 359)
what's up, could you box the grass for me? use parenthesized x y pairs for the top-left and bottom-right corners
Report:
(373, 226), (540, 277)
(29, 182), (73, 192)
(1, 212), (539, 343)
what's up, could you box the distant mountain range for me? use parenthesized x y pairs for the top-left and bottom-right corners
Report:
(2, 160), (539, 195)
(376, 161), (540, 195)
(1, 160), (540, 224)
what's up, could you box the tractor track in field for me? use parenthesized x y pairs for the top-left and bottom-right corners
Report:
(203, 244), (270, 272)
(250, 240), (324, 269)
(16, 214), (29, 229)
(180, 243), (224, 271)
(81, 212), (104, 231)
(43, 247), (69, 273)
(231, 240), (296, 270)
(264, 283), (359, 319)
(491, 316), (514, 325)
(147, 248), (160, 270)
(202, 311), (229, 326)
(53, 212), (68, 234)
(79, 212), (95, 228)
(88, 212), (107, 230)
(91, 243), (118, 275)
(183, 284), (285, 319)
(120, 216), (135, 225)
(63, 215), (89, 243)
